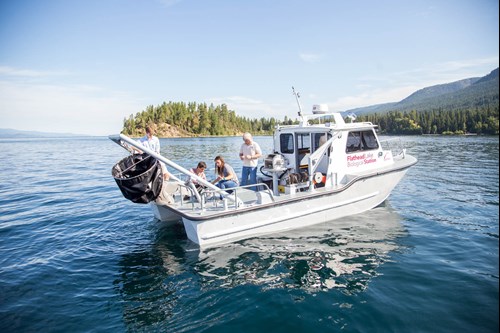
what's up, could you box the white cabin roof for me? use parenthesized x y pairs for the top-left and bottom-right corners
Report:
(275, 112), (376, 133)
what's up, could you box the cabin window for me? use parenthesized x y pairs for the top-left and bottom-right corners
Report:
(297, 133), (310, 151)
(346, 130), (379, 153)
(280, 133), (294, 154)
(362, 130), (379, 149)
(313, 133), (331, 151)
(297, 133), (311, 169)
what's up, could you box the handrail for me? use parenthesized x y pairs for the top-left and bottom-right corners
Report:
(379, 137), (405, 158)
(177, 183), (197, 208)
(240, 183), (275, 202)
(198, 183), (275, 211)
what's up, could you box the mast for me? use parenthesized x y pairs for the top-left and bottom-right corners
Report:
(292, 86), (302, 118)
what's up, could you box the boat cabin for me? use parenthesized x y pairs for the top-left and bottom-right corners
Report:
(261, 106), (395, 195)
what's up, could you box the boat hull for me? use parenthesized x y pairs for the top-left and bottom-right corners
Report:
(150, 202), (180, 222)
(179, 165), (410, 247)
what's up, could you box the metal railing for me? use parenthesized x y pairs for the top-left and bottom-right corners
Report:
(379, 137), (406, 159)
(180, 183), (276, 212)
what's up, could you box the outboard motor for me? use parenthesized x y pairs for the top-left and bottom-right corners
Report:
(112, 153), (163, 204)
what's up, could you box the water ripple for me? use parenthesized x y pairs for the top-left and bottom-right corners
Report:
(0, 136), (498, 333)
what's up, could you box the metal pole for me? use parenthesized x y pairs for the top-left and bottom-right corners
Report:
(292, 86), (302, 117)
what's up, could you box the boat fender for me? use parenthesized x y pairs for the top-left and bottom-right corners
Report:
(313, 172), (323, 184)
(313, 172), (326, 186)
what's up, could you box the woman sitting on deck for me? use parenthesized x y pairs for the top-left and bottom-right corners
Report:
(212, 156), (239, 194)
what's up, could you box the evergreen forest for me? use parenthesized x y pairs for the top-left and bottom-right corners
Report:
(122, 101), (285, 137)
(357, 106), (499, 135)
(122, 101), (498, 137)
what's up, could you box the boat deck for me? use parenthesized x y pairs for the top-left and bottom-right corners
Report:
(157, 153), (417, 220)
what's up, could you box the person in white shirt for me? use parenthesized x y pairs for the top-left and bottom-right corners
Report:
(137, 126), (169, 181)
(138, 126), (160, 154)
(239, 132), (262, 190)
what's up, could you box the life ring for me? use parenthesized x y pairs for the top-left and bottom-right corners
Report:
(313, 172), (326, 185)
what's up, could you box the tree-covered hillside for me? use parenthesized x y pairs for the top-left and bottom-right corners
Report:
(357, 106), (498, 135)
(349, 68), (499, 116)
(353, 68), (499, 135)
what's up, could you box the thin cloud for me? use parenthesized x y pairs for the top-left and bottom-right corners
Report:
(432, 57), (499, 77)
(0, 66), (70, 77)
(155, 0), (184, 7)
(329, 86), (419, 111)
(414, 5), (436, 19)
(331, 57), (498, 111)
(299, 53), (324, 63)
(393, 57), (497, 83)
(208, 96), (287, 120)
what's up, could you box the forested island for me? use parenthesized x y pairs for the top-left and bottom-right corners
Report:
(121, 101), (282, 137)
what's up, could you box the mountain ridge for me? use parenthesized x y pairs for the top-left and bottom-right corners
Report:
(0, 128), (90, 138)
(346, 67), (499, 116)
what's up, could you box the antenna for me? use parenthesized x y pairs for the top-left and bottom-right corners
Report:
(346, 112), (357, 123)
(292, 86), (303, 117)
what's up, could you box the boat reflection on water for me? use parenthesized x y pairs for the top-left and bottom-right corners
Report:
(193, 203), (406, 292)
(114, 204), (406, 329)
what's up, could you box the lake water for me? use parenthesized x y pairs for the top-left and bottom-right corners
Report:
(0, 135), (498, 332)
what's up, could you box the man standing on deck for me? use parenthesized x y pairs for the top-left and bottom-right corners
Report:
(138, 125), (160, 154)
(239, 132), (262, 190)
(137, 125), (169, 181)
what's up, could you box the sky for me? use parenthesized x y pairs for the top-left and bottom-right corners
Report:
(0, 0), (498, 136)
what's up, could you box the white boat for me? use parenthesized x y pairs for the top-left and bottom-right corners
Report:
(110, 103), (417, 248)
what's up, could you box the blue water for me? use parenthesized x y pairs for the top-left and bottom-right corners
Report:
(0, 135), (498, 332)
